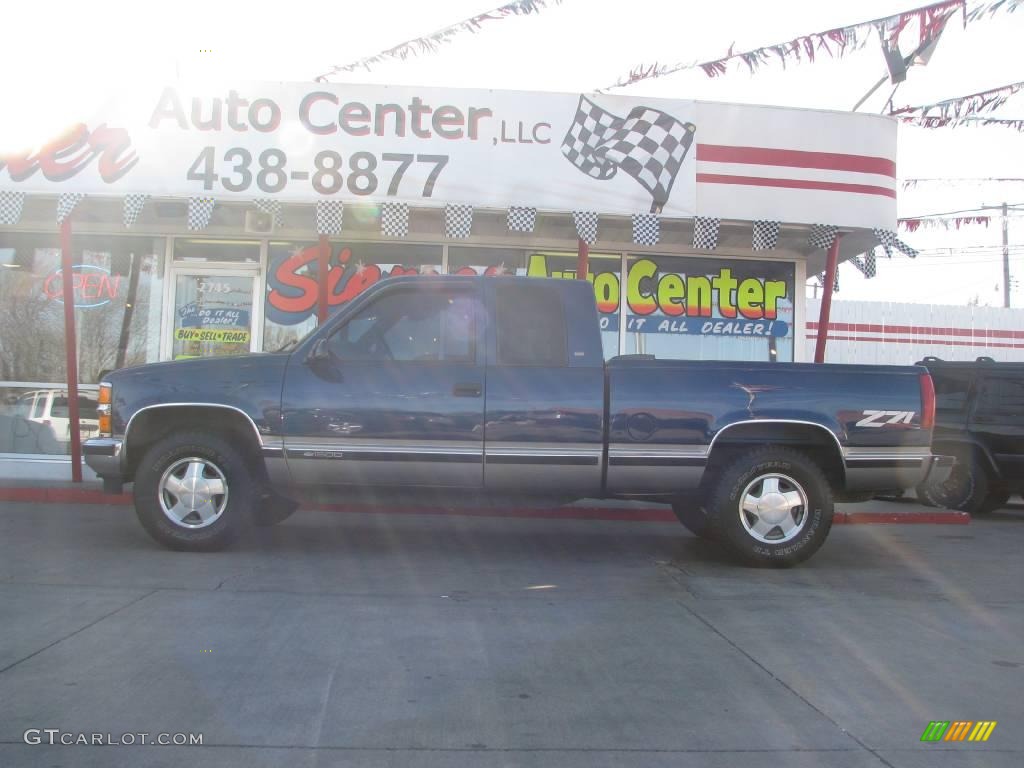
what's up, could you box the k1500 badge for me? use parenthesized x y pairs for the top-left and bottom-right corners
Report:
(855, 410), (916, 428)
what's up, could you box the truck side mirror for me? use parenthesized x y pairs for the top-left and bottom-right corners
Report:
(305, 338), (330, 365)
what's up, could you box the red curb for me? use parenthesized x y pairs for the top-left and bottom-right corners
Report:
(0, 487), (971, 524)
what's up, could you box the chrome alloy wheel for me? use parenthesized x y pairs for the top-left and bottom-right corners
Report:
(738, 473), (808, 544)
(158, 457), (229, 529)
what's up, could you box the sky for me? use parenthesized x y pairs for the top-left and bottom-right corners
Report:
(2, 0), (1022, 307)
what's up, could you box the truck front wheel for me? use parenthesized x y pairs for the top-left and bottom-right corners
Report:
(133, 431), (257, 551)
(706, 447), (834, 567)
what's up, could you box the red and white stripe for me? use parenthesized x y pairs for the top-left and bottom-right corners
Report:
(696, 144), (896, 200)
(808, 322), (1024, 350)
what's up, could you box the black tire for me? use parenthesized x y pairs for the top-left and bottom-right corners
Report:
(672, 496), (716, 539)
(253, 496), (299, 527)
(916, 447), (997, 515)
(704, 447), (834, 567)
(133, 431), (257, 551)
(982, 491), (1010, 514)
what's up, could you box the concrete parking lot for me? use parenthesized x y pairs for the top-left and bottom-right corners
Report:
(0, 498), (1022, 768)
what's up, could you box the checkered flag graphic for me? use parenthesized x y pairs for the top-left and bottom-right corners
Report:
(0, 190), (25, 225)
(561, 95), (696, 210)
(632, 213), (660, 246)
(254, 199), (283, 228)
(188, 197), (216, 230)
(807, 224), (838, 251)
(873, 228), (896, 259)
(894, 238), (918, 259)
(507, 206), (537, 233)
(864, 249), (877, 277)
(693, 216), (720, 250)
(316, 200), (344, 235)
(57, 193), (85, 225)
(381, 202), (409, 237)
(123, 194), (148, 228)
(817, 272), (840, 292)
(573, 211), (599, 244)
(752, 220), (780, 251)
(445, 204), (473, 238)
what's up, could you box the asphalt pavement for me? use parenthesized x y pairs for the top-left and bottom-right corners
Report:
(0, 499), (1021, 767)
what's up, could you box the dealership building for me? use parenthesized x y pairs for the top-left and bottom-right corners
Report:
(0, 81), (902, 479)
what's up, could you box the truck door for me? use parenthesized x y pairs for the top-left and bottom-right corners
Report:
(970, 374), (1024, 476)
(483, 280), (605, 496)
(282, 280), (485, 488)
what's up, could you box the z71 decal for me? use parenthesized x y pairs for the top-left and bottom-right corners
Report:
(855, 410), (916, 428)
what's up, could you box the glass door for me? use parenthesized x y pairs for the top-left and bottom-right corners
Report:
(169, 271), (258, 360)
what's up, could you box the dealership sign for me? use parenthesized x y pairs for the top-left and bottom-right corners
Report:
(0, 82), (897, 228)
(266, 246), (792, 338)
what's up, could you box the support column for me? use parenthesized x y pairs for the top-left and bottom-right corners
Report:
(575, 238), (589, 280)
(317, 235), (330, 324)
(814, 236), (842, 364)
(60, 218), (82, 482)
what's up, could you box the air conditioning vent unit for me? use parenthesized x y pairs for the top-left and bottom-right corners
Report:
(245, 209), (275, 234)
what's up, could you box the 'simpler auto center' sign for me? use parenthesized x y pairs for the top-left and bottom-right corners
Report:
(0, 82), (896, 229)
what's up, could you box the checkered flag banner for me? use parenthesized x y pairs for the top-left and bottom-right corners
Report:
(561, 95), (696, 209)
(507, 206), (537, 233)
(316, 200), (344, 235)
(632, 213), (660, 246)
(873, 227), (896, 259)
(0, 190), (25, 225)
(817, 272), (840, 292)
(254, 199), (283, 228)
(752, 220), (780, 251)
(807, 224), (838, 251)
(445, 204), (473, 238)
(381, 202), (409, 237)
(850, 251), (879, 279)
(56, 193), (84, 225)
(894, 238), (918, 259)
(693, 216), (720, 250)
(188, 197), (216, 230)
(573, 211), (599, 244)
(122, 194), (148, 228)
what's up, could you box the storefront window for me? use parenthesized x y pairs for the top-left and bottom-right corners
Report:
(0, 233), (165, 383)
(0, 385), (99, 456)
(174, 239), (259, 263)
(448, 246), (526, 276)
(622, 254), (795, 362)
(264, 241), (443, 350)
(524, 250), (622, 359)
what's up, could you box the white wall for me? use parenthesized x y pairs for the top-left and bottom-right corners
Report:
(806, 299), (1024, 365)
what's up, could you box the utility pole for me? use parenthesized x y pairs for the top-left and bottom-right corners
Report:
(1002, 202), (1011, 308)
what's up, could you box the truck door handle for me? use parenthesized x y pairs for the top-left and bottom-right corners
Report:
(453, 383), (481, 397)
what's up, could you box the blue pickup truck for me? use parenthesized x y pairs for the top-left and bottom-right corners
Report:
(85, 276), (950, 565)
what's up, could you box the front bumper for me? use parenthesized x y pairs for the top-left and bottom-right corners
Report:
(922, 454), (955, 486)
(83, 437), (124, 493)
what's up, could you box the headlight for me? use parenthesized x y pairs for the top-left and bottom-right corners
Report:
(98, 382), (112, 436)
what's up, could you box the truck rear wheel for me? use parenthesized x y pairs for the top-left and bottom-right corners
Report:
(706, 447), (833, 567)
(133, 431), (257, 551)
(916, 447), (998, 515)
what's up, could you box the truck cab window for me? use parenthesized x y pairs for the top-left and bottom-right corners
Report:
(328, 288), (475, 363)
(495, 283), (567, 366)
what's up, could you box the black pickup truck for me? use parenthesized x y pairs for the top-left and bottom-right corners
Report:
(915, 356), (1024, 514)
(85, 276), (950, 565)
